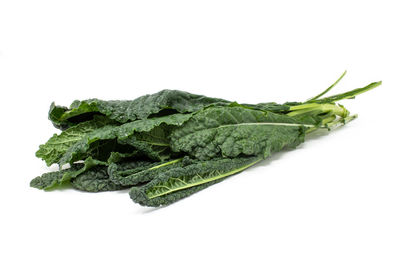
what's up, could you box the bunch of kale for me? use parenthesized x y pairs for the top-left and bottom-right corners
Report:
(31, 73), (380, 207)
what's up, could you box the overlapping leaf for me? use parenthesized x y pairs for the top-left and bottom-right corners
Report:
(108, 157), (191, 186)
(71, 166), (127, 192)
(170, 106), (309, 160)
(49, 89), (229, 129)
(36, 116), (115, 166)
(30, 157), (107, 190)
(129, 156), (261, 207)
(58, 113), (192, 165)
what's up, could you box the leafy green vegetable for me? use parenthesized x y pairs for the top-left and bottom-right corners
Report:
(30, 165), (80, 190)
(58, 113), (192, 165)
(117, 127), (174, 161)
(30, 157), (107, 190)
(170, 106), (309, 160)
(109, 158), (190, 186)
(49, 89), (229, 129)
(31, 163), (125, 192)
(129, 156), (261, 207)
(31, 73), (381, 207)
(71, 166), (126, 192)
(36, 116), (115, 166)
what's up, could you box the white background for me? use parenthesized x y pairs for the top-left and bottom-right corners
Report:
(0, 1), (399, 266)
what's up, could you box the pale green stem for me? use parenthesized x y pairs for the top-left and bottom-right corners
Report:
(148, 158), (183, 171)
(287, 103), (349, 118)
(306, 70), (347, 102)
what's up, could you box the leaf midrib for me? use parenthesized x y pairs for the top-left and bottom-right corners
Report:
(147, 158), (262, 199)
(173, 121), (314, 142)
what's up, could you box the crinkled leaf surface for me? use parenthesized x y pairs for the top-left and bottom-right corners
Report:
(240, 102), (292, 113)
(36, 116), (115, 166)
(30, 165), (81, 190)
(108, 158), (189, 186)
(49, 89), (229, 129)
(30, 157), (107, 190)
(71, 166), (126, 192)
(59, 113), (192, 165)
(170, 106), (309, 160)
(117, 127), (174, 161)
(106, 151), (139, 164)
(130, 156), (261, 207)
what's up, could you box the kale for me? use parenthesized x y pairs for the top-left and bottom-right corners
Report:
(57, 113), (192, 166)
(109, 158), (192, 186)
(49, 89), (230, 130)
(169, 106), (308, 160)
(129, 156), (261, 207)
(36, 116), (116, 166)
(31, 157), (108, 190)
(31, 73), (381, 207)
(30, 165), (81, 190)
(71, 166), (127, 192)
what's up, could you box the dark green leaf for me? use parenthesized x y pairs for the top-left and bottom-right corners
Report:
(71, 166), (126, 192)
(109, 158), (187, 186)
(170, 106), (309, 160)
(117, 126), (173, 161)
(49, 90), (229, 129)
(130, 156), (261, 207)
(59, 113), (192, 165)
(36, 116), (115, 166)
(30, 157), (107, 190)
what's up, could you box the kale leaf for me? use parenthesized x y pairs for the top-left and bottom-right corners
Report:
(170, 106), (308, 160)
(30, 157), (107, 190)
(49, 89), (229, 129)
(36, 116), (116, 166)
(71, 166), (127, 192)
(58, 113), (192, 165)
(129, 156), (261, 207)
(108, 157), (191, 186)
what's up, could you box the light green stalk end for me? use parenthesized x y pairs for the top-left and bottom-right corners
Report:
(287, 103), (349, 118)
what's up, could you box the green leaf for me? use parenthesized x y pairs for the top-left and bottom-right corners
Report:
(49, 90), (229, 129)
(71, 166), (127, 192)
(106, 151), (139, 164)
(117, 126), (176, 161)
(30, 166), (80, 190)
(30, 157), (107, 190)
(130, 156), (261, 207)
(58, 113), (192, 165)
(170, 106), (310, 160)
(36, 116), (115, 166)
(48, 103), (70, 130)
(109, 158), (186, 186)
(238, 102), (291, 113)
